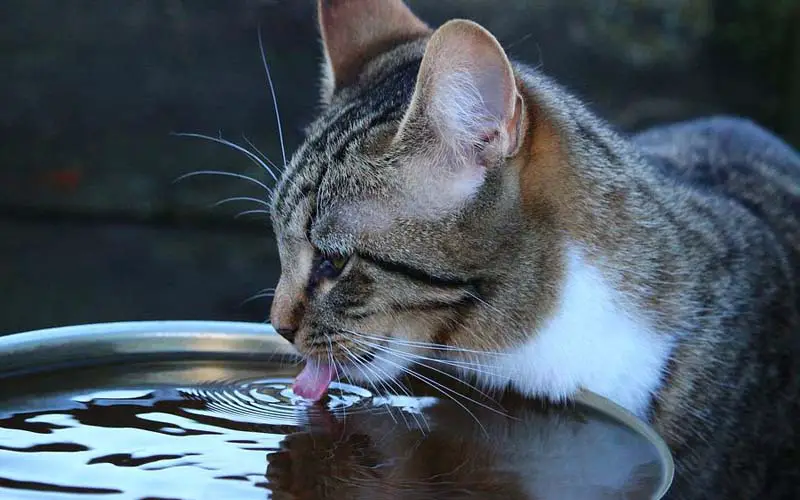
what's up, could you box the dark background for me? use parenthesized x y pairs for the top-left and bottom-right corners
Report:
(2, 0), (799, 334)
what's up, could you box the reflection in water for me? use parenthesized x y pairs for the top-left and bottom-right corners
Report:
(0, 361), (666, 499)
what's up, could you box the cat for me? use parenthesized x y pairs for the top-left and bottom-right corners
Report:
(268, 0), (800, 498)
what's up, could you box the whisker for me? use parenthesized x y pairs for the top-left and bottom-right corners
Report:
(324, 334), (346, 428)
(210, 196), (271, 209)
(345, 329), (509, 357)
(346, 343), (428, 432)
(399, 351), (496, 373)
(342, 347), (404, 426)
(464, 290), (506, 318)
(342, 345), (413, 429)
(234, 209), (271, 220)
(240, 290), (275, 306)
(351, 343), (489, 437)
(241, 133), (280, 172)
(173, 170), (272, 193)
(339, 344), (399, 425)
(422, 356), (496, 374)
(375, 376), (422, 432)
(380, 373), (430, 433)
(257, 25), (287, 168)
(505, 31), (535, 52)
(399, 351), (486, 372)
(172, 132), (279, 182)
(344, 329), (497, 374)
(348, 335), (509, 418)
(215, 128), (282, 178)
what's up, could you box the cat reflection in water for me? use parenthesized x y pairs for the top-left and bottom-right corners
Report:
(265, 389), (663, 500)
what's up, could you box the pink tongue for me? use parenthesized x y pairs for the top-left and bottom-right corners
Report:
(292, 360), (335, 401)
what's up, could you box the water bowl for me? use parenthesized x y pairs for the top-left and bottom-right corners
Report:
(0, 320), (673, 499)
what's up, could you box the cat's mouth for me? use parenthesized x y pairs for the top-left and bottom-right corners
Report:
(292, 330), (418, 401)
(292, 350), (376, 401)
(293, 359), (336, 401)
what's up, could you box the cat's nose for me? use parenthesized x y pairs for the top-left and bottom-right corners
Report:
(270, 278), (305, 345)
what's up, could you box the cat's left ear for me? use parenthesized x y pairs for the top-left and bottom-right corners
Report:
(398, 19), (525, 167)
(317, 0), (431, 102)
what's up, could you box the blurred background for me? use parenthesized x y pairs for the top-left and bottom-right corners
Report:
(1, 0), (798, 334)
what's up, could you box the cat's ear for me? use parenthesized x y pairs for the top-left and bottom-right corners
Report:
(398, 19), (525, 164)
(317, 0), (431, 102)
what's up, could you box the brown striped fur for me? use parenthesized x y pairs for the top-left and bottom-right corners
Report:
(269, 1), (800, 497)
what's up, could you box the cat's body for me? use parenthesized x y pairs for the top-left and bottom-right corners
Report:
(631, 118), (800, 497)
(269, 1), (800, 498)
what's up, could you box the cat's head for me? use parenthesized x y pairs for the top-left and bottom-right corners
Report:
(270, 0), (565, 389)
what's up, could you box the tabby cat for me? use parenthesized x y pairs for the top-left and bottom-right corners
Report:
(268, 1), (800, 497)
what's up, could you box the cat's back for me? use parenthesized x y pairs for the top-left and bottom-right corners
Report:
(632, 117), (800, 497)
(631, 116), (800, 257)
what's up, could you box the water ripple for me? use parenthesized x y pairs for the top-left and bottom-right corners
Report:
(0, 361), (669, 499)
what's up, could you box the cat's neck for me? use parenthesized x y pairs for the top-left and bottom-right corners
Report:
(468, 71), (681, 417)
(472, 244), (674, 418)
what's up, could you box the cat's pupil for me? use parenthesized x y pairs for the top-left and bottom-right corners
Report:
(318, 254), (348, 279)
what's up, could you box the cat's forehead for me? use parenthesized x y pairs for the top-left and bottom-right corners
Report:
(271, 115), (400, 237)
(271, 50), (424, 234)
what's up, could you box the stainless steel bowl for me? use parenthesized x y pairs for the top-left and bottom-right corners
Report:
(0, 320), (674, 499)
(0, 320), (298, 376)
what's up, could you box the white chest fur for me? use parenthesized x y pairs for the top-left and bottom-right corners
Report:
(472, 247), (674, 419)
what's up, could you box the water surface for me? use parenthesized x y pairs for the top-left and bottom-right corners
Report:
(0, 360), (668, 499)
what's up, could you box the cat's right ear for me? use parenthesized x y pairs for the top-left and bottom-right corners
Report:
(317, 0), (431, 103)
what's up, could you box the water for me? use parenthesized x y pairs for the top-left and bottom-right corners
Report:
(0, 359), (669, 499)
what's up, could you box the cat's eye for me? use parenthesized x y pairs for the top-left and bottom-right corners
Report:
(317, 253), (350, 279)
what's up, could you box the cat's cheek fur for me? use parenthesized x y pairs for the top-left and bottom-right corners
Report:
(403, 161), (488, 219)
(473, 246), (675, 419)
(339, 341), (417, 386)
(332, 165), (487, 231)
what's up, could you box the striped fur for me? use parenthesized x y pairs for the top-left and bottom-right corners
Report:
(269, 2), (800, 498)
